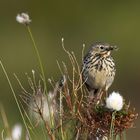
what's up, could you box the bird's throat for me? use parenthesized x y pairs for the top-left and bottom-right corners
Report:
(101, 51), (111, 57)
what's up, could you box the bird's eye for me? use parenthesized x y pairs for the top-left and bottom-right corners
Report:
(100, 46), (104, 49)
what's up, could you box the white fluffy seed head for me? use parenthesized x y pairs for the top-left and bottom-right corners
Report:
(29, 92), (57, 125)
(16, 13), (31, 25)
(106, 91), (124, 111)
(12, 124), (22, 140)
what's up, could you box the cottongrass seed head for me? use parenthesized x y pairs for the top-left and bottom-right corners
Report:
(29, 89), (58, 125)
(106, 91), (124, 111)
(5, 124), (22, 140)
(16, 13), (31, 25)
(11, 124), (22, 140)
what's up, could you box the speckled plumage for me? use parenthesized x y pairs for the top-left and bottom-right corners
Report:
(82, 42), (116, 96)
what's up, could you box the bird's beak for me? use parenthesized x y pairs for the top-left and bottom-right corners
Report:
(106, 45), (118, 51)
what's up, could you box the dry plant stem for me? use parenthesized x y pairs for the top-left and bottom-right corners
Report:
(63, 84), (73, 111)
(0, 61), (32, 140)
(19, 101), (40, 138)
(61, 40), (85, 117)
(60, 90), (65, 140)
(62, 48), (78, 110)
(31, 90), (54, 140)
(19, 101), (35, 130)
(0, 105), (11, 139)
(14, 74), (29, 94)
(45, 122), (55, 140)
(57, 60), (73, 111)
(75, 129), (80, 140)
(39, 110), (55, 140)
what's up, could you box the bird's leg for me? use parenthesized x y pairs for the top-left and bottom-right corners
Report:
(88, 89), (105, 104)
(89, 90), (95, 99)
(101, 90), (108, 101)
(104, 90), (108, 98)
(96, 89), (103, 101)
(88, 90), (95, 104)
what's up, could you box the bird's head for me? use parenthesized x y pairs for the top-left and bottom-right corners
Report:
(90, 42), (118, 57)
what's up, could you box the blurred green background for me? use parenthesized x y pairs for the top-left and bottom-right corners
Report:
(0, 0), (139, 139)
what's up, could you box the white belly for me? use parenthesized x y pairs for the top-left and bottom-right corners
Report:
(87, 68), (114, 90)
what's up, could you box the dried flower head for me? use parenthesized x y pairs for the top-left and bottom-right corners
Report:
(106, 92), (123, 111)
(16, 13), (31, 25)
(29, 89), (58, 125)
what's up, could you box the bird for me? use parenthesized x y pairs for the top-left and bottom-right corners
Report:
(82, 42), (117, 99)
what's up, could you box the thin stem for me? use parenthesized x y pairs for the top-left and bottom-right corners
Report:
(0, 105), (11, 139)
(1, 129), (5, 140)
(26, 26), (47, 93)
(60, 90), (65, 140)
(116, 135), (120, 140)
(0, 60), (32, 140)
(39, 108), (55, 140)
(26, 26), (54, 127)
(110, 111), (116, 140)
(123, 131), (126, 140)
